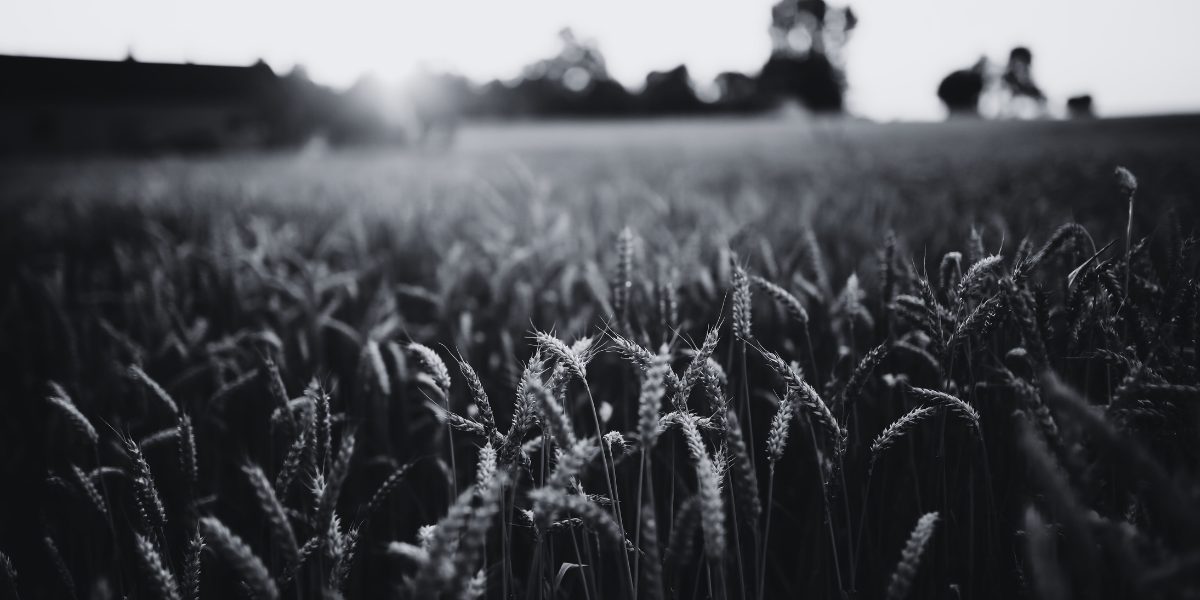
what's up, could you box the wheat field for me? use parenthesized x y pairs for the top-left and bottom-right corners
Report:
(2, 116), (1199, 599)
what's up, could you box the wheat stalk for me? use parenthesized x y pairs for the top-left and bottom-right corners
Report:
(532, 380), (575, 449)
(306, 380), (332, 473)
(70, 464), (109, 519)
(840, 341), (889, 405)
(178, 413), (197, 501)
(956, 254), (1003, 300)
(275, 409), (311, 497)
(792, 379), (845, 454)
(946, 293), (1004, 349)
(182, 529), (204, 600)
(262, 355), (294, 429)
(870, 405), (937, 461)
(362, 461), (416, 521)
(885, 511), (939, 600)
(46, 382), (97, 445)
(128, 364), (180, 416)
(0, 550), (17, 600)
(677, 413), (725, 561)
(730, 256), (753, 340)
(639, 498), (665, 600)
(766, 390), (795, 464)
(243, 463), (300, 567)
(532, 331), (590, 383)
(408, 342), (452, 395)
(675, 325), (721, 410)
(199, 516), (279, 600)
(123, 434), (167, 531)
(751, 275), (809, 325)
(638, 349), (671, 450)
(458, 358), (496, 437)
(325, 514), (360, 594)
(906, 386), (981, 431)
(133, 533), (181, 600)
(315, 427), (357, 537)
(528, 488), (630, 551)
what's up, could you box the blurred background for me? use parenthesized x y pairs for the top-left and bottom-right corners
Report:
(3, 0), (1199, 153)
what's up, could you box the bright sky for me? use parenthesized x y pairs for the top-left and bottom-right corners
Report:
(3, 0), (1199, 120)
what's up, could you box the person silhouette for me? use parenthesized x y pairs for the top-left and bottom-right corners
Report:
(1000, 47), (1047, 118)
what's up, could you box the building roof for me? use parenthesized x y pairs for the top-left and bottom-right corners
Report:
(0, 54), (280, 106)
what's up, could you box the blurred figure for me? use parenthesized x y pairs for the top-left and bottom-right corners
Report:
(1067, 94), (1095, 118)
(937, 57), (989, 117)
(999, 47), (1047, 118)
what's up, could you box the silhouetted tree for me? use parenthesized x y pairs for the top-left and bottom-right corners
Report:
(476, 28), (634, 117)
(757, 0), (856, 112)
(638, 65), (703, 114)
(523, 29), (610, 91)
(713, 71), (766, 112)
(758, 53), (844, 111)
(583, 79), (635, 115)
(937, 57), (988, 117)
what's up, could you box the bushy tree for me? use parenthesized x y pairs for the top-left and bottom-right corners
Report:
(758, 0), (857, 112)
(937, 58), (988, 117)
(638, 65), (703, 114)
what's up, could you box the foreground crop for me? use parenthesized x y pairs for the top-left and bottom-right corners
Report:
(2, 166), (1198, 600)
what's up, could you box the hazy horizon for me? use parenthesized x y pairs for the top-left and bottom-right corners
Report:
(4, 0), (1199, 121)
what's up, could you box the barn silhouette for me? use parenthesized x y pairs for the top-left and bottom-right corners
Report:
(0, 54), (297, 153)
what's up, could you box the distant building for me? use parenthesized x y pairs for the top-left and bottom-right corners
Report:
(0, 54), (288, 154)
